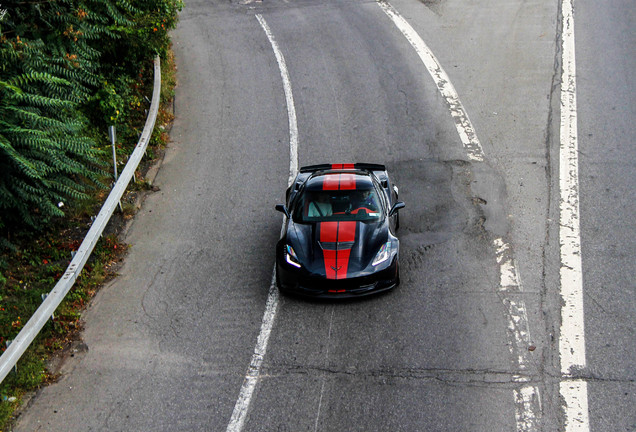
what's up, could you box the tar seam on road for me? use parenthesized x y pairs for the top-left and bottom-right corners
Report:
(226, 14), (299, 432)
(558, 0), (590, 430)
(314, 307), (335, 432)
(378, 2), (542, 430)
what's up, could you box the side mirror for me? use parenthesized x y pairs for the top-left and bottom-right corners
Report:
(389, 201), (405, 217)
(275, 204), (290, 218)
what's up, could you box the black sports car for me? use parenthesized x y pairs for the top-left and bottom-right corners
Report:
(275, 163), (405, 298)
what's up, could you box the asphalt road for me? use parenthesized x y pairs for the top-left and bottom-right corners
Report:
(576, 0), (636, 430)
(13, 0), (634, 431)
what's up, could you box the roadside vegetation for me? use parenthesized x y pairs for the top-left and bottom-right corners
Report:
(0, 0), (182, 428)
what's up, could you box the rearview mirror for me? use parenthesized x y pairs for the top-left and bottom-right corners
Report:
(275, 204), (290, 218)
(389, 201), (405, 217)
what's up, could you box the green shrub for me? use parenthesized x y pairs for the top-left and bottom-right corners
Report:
(0, 0), (183, 233)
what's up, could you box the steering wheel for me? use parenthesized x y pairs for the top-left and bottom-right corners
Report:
(351, 207), (373, 215)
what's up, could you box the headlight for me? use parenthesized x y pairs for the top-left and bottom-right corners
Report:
(372, 241), (391, 266)
(285, 245), (301, 268)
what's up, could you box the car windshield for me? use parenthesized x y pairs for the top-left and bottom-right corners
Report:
(292, 180), (383, 223)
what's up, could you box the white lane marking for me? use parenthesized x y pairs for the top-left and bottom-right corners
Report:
(226, 14), (299, 432)
(495, 238), (541, 430)
(377, 0), (484, 162)
(514, 386), (542, 432)
(227, 272), (279, 432)
(558, 0), (589, 430)
(558, 0), (586, 376)
(560, 380), (590, 432)
(380, 1), (539, 428)
(255, 14), (299, 186)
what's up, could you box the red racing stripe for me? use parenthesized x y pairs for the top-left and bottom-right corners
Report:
(335, 221), (356, 279)
(319, 169), (358, 281)
(320, 222), (339, 280)
(336, 248), (351, 280)
(337, 221), (356, 242)
(338, 173), (356, 190)
(323, 249), (337, 280)
(319, 221), (357, 280)
(320, 221), (339, 243)
(331, 163), (355, 169)
(322, 173), (340, 190)
(322, 172), (356, 191)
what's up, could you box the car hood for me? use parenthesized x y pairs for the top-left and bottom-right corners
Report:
(286, 219), (388, 279)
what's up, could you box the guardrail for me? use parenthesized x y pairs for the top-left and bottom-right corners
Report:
(0, 56), (162, 385)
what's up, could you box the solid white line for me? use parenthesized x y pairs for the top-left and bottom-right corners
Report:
(226, 272), (279, 432)
(560, 380), (590, 432)
(255, 14), (299, 186)
(558, 0), (587, 376)
(377, 0), (484, 162)
(226, 14), (299, 432)
(558, 0), (589, 429)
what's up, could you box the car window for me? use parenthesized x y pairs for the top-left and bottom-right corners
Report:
(293, 188), (383, 223)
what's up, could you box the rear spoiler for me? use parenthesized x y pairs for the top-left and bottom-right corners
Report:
(299, 163), (386, 173)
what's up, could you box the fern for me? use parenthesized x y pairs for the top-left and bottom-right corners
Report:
(1, 49), (103, 229)
(1, 0), (183, 232)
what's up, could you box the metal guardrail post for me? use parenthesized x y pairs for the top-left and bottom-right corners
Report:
(0, 56), (162, 385)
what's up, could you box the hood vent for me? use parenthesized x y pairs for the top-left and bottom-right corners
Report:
(319, 241), (355, 250)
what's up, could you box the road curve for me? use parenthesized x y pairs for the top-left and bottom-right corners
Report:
(14, 0), (633, 431)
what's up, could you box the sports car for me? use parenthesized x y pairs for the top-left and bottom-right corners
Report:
(275, 163), (405, 298)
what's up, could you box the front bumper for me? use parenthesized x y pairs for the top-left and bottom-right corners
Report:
(276, 256), (399, 299)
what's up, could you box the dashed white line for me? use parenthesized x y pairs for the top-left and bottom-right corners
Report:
(495, 238), (541, 430)
(380, 1), (539, 429)
(226, 14), (298, 432)
(377, 0), (484, 162)
(514, 385), (542, 432)
(558, 0), (589, 430)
